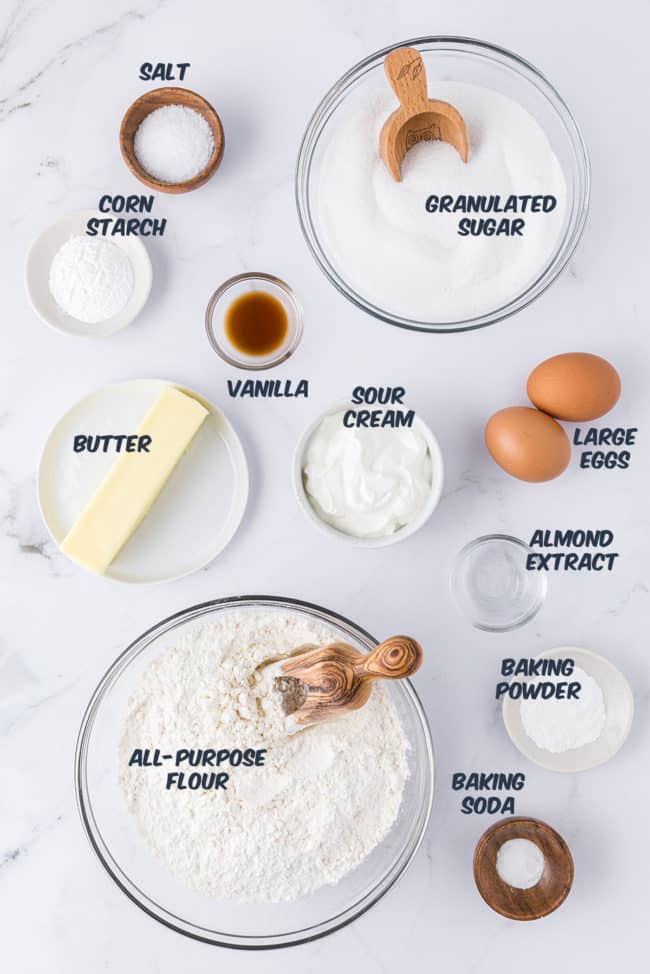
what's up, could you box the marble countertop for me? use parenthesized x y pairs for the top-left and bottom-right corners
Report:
(1, 0), (648, 970)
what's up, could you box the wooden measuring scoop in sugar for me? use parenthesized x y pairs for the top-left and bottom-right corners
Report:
(269, 635), (423, 731)
(380, 47), (469, 180)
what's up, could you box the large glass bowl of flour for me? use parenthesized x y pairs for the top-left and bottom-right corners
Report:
(296, 36), (589, 333)
(76, 596), (434, 948)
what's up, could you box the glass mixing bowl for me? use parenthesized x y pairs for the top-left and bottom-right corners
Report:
(75, 595), (434, 949)
(296, 36), (590, 334)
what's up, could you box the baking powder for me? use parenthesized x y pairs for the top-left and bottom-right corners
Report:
(520, 665), (606, 752)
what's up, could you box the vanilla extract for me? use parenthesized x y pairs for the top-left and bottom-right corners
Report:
(227, 378), (309, 398)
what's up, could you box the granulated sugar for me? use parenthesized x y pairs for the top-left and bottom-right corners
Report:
(134, 104), (215, 183)
(318, 81), (566, 322)
(119, 610), (409, 902)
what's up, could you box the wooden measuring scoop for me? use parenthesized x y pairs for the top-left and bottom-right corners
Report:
(269, 635), (423, 731)
(380, 47), (469, 181)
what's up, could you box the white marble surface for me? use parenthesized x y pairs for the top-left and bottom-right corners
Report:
(1, 0), (649, 970)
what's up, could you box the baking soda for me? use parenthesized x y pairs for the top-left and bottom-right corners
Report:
(496, 838), (545, 889)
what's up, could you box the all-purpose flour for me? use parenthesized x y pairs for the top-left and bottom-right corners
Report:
(318, 81), (566, 322)
(119, 610), (409, 902)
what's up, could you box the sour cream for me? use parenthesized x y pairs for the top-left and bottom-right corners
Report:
(302, 411), (434, 539)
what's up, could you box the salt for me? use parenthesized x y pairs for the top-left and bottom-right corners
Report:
(496, 838), (545, 889)
(134, 104), (215, 184)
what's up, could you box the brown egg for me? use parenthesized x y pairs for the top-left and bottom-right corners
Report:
(485, 407), (571, 482)
(527, 352), (621, 421)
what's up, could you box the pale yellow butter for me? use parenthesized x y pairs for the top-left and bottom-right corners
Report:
(61, 386), (209, 574)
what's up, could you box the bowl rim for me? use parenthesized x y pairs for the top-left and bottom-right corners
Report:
(292, 401), (444, 547)
(205, 271), (304, 370)
(295, 34), (591, 334)
(75, 594), (435, 949)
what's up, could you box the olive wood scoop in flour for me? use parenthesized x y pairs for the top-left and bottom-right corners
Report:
(270, 635), (423, 731)
(380, 47), (469, 181)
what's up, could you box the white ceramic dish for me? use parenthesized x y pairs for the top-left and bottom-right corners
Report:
(293, 402), (444, 547)
(502, 646), (634, 773)
(25, 210), (152, 337)
(38, 379), (248, 583)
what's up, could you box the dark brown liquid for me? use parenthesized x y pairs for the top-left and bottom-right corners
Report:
(225, 291), (288, 356)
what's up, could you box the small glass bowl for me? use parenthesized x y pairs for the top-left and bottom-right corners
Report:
(451, 534), (547, 632)
(205, 272), (303, 370)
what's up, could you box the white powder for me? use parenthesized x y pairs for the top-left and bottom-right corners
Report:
(521, 665), (606, 752)
(49, 235), (134, 324)
(134, 105), (215, 183)
(318, 82), (566, 322)
(496, 838), (545, 889)
(119, 610), (409, 902)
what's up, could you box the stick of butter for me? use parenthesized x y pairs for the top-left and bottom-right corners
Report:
(61, 386), (209, 574)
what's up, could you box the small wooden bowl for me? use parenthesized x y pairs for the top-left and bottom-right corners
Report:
(119, 87), (224, 194)
(473, 817), (574, 921)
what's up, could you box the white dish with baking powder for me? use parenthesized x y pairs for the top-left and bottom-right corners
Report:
(25, 210), (152, 337)
(502, 647), (634, 773)
(38, 379), (248, 583)
(296, 36), (590, 333)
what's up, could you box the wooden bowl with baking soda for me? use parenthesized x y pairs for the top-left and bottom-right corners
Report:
(120, 87), (224, 194)
(473, 817), (574, 920)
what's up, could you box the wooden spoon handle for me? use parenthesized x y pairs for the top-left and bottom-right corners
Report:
(353, 636), (423, 681)
(384, 48), (429, 111)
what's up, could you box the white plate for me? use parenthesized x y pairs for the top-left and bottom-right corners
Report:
(25, 210), (152, 337)
(38, 379), (249, 583)
(502, 647), (634, 773)
(293, 401), (444, 547)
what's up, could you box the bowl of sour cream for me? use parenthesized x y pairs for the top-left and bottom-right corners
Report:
(293, 401), (444, 546)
